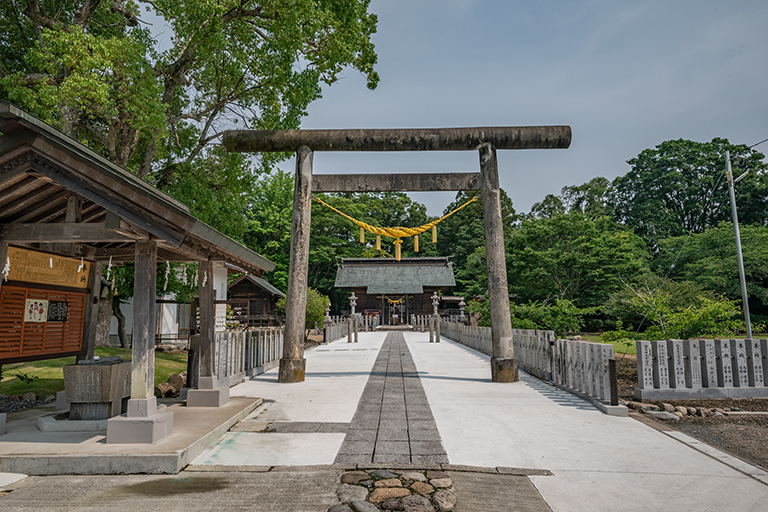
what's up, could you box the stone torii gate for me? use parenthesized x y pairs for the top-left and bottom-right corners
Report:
(223, 126), (571, 383)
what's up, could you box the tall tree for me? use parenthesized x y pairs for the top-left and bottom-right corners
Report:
(610, 138), (767, 249)
(0, 0), (379, 238)
(654, 222), (768, 321)
(507, 212), (650, 309)
(529, 177), (611, 220)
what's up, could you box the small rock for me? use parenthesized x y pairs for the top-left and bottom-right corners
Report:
(351, 500), (380, 512)
(167, 373), (186, 393)
(686, 407), (697, 416)
(626, 401), (645, 410)
(154, 382), (174, 398)
(638, 404), (660, 413)
(375, 478), (403, 488)
(410, 481), (434, 495)
(381, 498), (405, 510)
(433, 489), (458, 512)
(369, 488), (411, 504)
(662, 403), (675, 413)
(430, 478), (452, 489)
(338, 484), (368, 503)
(342, 471), (371, 485)
(645, 411), (680, 421)
(731, 407), (741, 411)
(714, 408), (725, 414)
(402, 494), (435, 512)
(713, 411), (725, 417)
(673, 406), (687, 415)
(328, 505), (354, 512)
(673, 412), (684, 418)
(22, 392), (36, 401)
(618, 399), (628, 406)
(698, 407), (712, 418)
(43, 395), (56, 404)
(723, 407), (731, 412)
(371, 470), (400, 480)
(400, 471), (427, 482)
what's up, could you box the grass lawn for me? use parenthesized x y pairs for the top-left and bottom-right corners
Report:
(0, 348), (187, 398)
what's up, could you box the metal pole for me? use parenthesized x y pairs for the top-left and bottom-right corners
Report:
(725, 150), (752, 339)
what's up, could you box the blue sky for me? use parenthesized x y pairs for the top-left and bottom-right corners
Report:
(276, 0), (768, 216)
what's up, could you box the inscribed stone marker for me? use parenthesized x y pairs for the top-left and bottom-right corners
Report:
(731, 339), (749, 387)
(700, 340), (718, 388)
(667, 340), (686, 389)
(715, 339), (733, 388)
(636, 341), (654, 390)
(746, 339), (764, 387)
(684, 340), (702, 389)
(652, 340), (670, 389)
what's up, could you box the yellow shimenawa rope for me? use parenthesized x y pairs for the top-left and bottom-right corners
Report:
(386, 296), (405, 305)
(314, 195), (478, 240)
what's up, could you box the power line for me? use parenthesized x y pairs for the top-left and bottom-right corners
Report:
(749, 137), (768, 149)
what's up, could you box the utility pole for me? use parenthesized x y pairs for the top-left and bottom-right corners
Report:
(725, 150), (752, 339)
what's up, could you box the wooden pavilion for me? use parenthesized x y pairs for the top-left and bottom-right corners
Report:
(0, 102), (274, 443)
(334, 257), (456, 325)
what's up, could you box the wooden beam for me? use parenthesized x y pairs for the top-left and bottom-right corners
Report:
(312, 172), (480, 192)
(0, 223), (140, 243)
(132, 240), (157, 399)
(224, 126), (572, 153)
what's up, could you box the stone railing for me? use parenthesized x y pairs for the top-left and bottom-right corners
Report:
(635, 339), (768, 399)
(213, 328), (284, 385)
(442, 322), (626, 416)
(324, 318), (350, 343)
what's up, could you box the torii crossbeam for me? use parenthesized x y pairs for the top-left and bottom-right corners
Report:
(223, 126), (572, 383)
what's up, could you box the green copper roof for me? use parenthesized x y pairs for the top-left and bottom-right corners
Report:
(335, 257), (455, 294)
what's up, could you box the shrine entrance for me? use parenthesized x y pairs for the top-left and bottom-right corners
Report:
(223, 125), (571, 384)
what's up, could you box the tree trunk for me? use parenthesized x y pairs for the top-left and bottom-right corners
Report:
(113, 299), (129, 348)
(95, 294), (112, 348)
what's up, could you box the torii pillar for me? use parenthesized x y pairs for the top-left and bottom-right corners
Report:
(223, 126), (571, 383)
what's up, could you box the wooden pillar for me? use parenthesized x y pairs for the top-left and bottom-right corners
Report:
(131, 240), (157, 399)
(0, 242), (7, 297)
(279, 145), (312, 383)
(80, 257), (103, 361)
(479, 143), (518, 382)
(198, 258), (216, 384)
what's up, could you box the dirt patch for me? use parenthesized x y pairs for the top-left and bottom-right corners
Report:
(672, 415), (768, 472)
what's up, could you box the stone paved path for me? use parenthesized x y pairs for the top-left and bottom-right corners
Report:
(335, 332), (449, 465)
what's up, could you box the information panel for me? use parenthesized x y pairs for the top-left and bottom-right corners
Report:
(6, 246), (90, 289)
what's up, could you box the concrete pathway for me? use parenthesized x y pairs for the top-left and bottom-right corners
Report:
(191, 331), (768, 511)
(4, 330), (768, 511)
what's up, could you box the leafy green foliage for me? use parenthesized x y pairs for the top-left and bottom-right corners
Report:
(469, 297), (594, 338)
(611, 138), (768, 249)
(653, 222), (768, 321)
(507, 212), (650, 309)
(1, 0), (380, 230)
(277, 287), (330, 339)
(636, 293), (756, 340)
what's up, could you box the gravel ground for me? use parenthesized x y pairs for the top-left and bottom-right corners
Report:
(672, 415), (768, 472)
(0, 394), (55, 414)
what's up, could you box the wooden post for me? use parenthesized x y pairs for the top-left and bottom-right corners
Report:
(80, 258), (103, 361)
(0, 242), (7, 297)
(198, 258), (216, 387)
(279, 145), (312, 383)
(131, 240), (157, 400)
(480, 143), (518, 382)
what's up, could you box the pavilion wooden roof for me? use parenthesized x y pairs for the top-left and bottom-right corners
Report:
(0, 102), (273, 275)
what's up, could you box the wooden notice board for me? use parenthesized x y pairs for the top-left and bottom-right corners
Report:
(0, 247), (90, 364)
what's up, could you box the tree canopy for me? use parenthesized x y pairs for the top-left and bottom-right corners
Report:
(1, 0), (379, 238)
(610, 138), (767, 249)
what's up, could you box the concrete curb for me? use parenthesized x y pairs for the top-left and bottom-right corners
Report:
(0, 398), (262, 476)
(184, 463), (553, 477)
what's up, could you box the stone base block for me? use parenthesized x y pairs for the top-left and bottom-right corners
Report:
(106, 410), (173, 444)
(0, 412), (6, 436)
(55, 390), (69, 411)
(186, 387), (229, 407)
(491, 357), (519, 383)
(278, 358), (306, 383)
